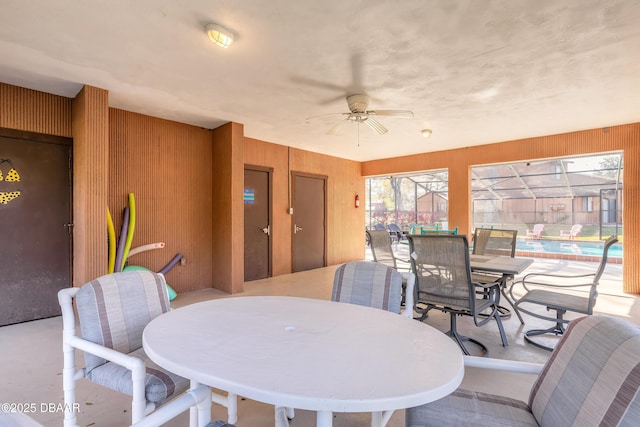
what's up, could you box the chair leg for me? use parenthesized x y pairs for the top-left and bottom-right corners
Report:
(524, 310), (567, 351)
(494, 308), (508, 347)
(131, 361), (148, 424)
(445, 313), (488, 356)
(61, 341), (79, 427)
(414, 305), (432, 321)
(501, 286), (525, 324)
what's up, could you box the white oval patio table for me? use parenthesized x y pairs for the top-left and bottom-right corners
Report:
(143, 296), (464, 427)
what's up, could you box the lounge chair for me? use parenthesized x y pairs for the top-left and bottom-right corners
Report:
(525, 224), (544, 238)
(559, 224), (582, 239)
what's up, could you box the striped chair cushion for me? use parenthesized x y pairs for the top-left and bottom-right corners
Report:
(76, 271), (171, 371)
(406, 315), (640, 427)
(76, 271), (186, 403)
(206, 422), (236, 427)
(405, 389), (538, 427)
(333, 261), (402, 314)
(86, 347), (189, 404)
(529, 315), (640, 426)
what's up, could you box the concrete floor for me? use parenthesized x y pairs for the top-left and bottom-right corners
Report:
(0, 250), (634, 427)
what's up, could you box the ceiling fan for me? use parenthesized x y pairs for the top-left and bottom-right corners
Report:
(307, 94), (414, 135)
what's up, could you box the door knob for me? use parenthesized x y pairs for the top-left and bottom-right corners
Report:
(261, 225), (270, 235)
(294, 224), (303, 234)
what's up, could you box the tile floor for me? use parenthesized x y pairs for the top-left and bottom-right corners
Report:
(0, 249), (633, 427)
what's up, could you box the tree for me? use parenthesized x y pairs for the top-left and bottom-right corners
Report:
(597, 155), (623, 178)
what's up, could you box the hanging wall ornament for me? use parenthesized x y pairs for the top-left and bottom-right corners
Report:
(5, 168), (20, 182)
(0, 159), (22, 205)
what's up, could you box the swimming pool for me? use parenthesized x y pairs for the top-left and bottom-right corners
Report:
(516, 238), (622, 260)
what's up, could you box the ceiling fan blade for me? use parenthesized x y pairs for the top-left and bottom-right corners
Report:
(290, 75), (348, 92)
(367, 110), (414, 118)
(327, 118), (350, 135)
(305, 112), (348, 121)
(363, 117), (388, 135)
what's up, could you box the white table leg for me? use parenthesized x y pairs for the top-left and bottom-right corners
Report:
(316, 411), (333, 427)
(191, 381), (212, 427)
(371, 410), (394, 427)
(371, 411), (383, 427)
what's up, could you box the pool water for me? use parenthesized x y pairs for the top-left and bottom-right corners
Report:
(516, 238), (622, 258)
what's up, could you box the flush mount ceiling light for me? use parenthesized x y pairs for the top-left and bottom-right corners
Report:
(421, 129), (432, 138)
(206, 23), (234, 48)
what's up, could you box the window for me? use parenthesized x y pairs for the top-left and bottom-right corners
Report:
(366, 170), (448, 228)
(471, 153), (622, 235)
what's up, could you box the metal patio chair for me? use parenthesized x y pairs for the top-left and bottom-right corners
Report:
(407, 234), (507, 356)
(471, 228), (524, 323)
(366, 229), (410, 271)
(509, 235), (619, 351)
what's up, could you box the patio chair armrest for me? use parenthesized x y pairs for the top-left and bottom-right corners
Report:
(521, 271), (596, 281)
(473, 281), (500, 291)
(131, 384), (211, 427)
(464, 355), (544, 375)
(514, 273), (596, 290)
(401, 272), (416, 318)
(66, 336), (145, 373)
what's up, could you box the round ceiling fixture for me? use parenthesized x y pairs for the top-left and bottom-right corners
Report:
(206, 23), (234, 48)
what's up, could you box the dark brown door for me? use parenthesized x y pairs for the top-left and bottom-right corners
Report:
(292, 173), (326, 272)
(244, 167), (271, 281)
(0, 135), (72, 326)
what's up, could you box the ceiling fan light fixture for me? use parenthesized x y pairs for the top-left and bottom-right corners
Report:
(206, 23), (234, 48)
(421, 129), (433, 139)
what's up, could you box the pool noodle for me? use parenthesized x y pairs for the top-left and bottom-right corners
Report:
(159, 253), (183, 275)
(127, 242), (166, 258)
(114, 207), (129, 273)
(106, 207), (116, 274)
(124, 264), (177, 301)
(120, 193), (136, 272)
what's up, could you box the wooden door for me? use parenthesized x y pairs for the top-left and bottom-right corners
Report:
(292, 173), (326, 272)
(244, 167), (272, 281)
(0, 134), (72, 326)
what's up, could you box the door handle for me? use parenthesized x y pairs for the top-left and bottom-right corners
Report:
(261, 225), (270, 235)
(294, 224), (303, 234)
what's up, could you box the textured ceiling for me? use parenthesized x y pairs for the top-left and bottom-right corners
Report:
(1, 0), (639, 161)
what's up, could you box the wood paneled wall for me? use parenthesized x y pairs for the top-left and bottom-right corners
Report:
(362, 123), (640, 294)
(211, 122), (245, 294)
(245, 138), (365, 273)
(0, 82), (72, 137)
(108, 109), (214, 293)
(71, 86), (109, 286)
